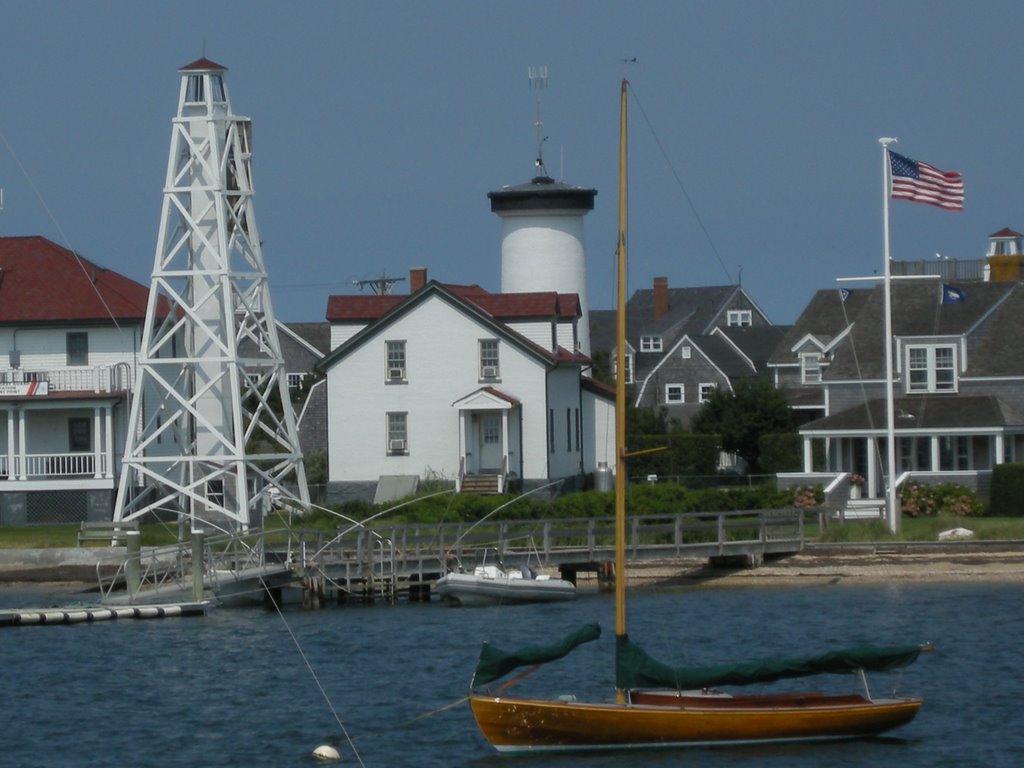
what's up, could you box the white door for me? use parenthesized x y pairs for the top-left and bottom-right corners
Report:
(478, 413), (503, 472)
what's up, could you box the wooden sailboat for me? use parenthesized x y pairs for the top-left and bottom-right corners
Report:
(467, 80), (928, 753)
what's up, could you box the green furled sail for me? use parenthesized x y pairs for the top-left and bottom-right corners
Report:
(616, 634), (924, 691)
(472, 623), (602, 688)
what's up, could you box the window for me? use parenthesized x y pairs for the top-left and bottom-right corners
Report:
(800, 352), (822, 384)
(727, 310), (752, 327)
(566, 408), (572, 451)
(906, 344), (956, 393)
(286, 372), (305, 389)
(640, 335), (663, 353)
(68, 418), (91, 451)
(548, 409), (555, 453)
(698, 383), (716, 403)
(66, 332), (89, 366)
(479, 339), (500, 379)
(386, 340), (406, 382)
(482, 416), (500, 444)
(613, 352), (635, 384)
(386, 412), (408, 454)
(575, 408), (580, 452)
(665, 384), (684, 403)
(681, 346), (691, 360)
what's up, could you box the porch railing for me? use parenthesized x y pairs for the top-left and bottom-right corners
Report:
(2, 452), (105, 479)
(0, 364), (132, 393)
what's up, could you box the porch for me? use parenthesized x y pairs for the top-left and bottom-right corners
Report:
(452, 387), (522, 496)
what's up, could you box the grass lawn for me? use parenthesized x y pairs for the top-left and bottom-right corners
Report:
(1, 512), (1022, 549)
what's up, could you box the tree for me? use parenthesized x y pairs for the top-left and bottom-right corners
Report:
(690, 378), (794, 473)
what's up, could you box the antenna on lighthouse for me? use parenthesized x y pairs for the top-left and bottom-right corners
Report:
(113, 58), (309, 531)
(528, 65), (549, 177)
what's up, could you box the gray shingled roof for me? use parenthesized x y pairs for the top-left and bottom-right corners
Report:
(802, 395), (1024, 431)
(825, 281), (1019, 380)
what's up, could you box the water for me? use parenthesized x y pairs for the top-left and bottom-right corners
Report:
(1, 580), (1021, 767)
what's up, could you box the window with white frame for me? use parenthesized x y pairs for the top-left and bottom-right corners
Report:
(640, 335), (663, 353)
(727, 309), (752, 327)
(386, 412), (408, 454)
(698, 383), (716, 403)
(386, 340), (406, 382)
(800, 352), (822, 384)
(613, 352), (635, 384)
(66, 332), (89, 366)
(681, 346), (691, 360)
(286, 372), (305, 389)
(479, 339), (500, 379)
(665, 383), (684, 403)
(906, 343), (956, 393)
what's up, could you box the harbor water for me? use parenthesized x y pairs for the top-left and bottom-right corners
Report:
(1, 579), (1021, 767)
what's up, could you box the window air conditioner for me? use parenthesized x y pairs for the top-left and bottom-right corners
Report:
(481, 366), (498, 378)
(389, 439), (407, 452)
(388, 367), (405, 380)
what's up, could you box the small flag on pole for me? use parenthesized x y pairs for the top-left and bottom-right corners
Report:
(941, 284), (965, 304)
(839, 287), (851, 302)
(889, 151), (964, 211)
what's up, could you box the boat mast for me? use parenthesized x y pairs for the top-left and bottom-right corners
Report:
(614, 78), (629, 698)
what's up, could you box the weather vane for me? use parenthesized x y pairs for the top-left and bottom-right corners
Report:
(528, 65), (549, 177)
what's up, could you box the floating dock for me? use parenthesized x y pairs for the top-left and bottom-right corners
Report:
(0, 602), (208, 628)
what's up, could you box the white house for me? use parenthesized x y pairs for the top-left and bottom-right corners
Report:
(316, 273), (614, 501)
(0, 236), (167, 524)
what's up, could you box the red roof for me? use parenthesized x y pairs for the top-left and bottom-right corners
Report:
(325, 282), (581, 323)
(180, 57), (227, 72)
(0, 236), (152, 323)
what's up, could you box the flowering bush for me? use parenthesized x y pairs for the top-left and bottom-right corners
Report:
(900, 483), (984, 517)
(848, 473), (865, 487)
(789, 485), (823, 508)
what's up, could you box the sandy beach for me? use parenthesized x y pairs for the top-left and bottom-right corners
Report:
(614, 543), (1024, 588)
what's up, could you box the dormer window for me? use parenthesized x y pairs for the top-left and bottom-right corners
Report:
(800, 352), (822, 384)
(640, 335), (663, 353)
(906, 344), (957, 393)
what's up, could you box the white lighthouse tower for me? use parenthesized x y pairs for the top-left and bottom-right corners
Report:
(489, 176), (597, 356)
(487, 75), (596, 357)
(113, 58), (308, 530)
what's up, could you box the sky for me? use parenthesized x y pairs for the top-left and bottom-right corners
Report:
(2, 0), (1023, 326)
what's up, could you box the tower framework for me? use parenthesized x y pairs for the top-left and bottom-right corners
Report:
(114, 58), (308, 530)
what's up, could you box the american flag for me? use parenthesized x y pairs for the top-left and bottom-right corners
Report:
(889, 151), (964, 211)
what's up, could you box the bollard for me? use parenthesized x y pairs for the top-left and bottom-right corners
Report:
(125, 531), (141, 600)
(191, 529), (205, 603)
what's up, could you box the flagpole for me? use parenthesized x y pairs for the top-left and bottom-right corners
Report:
(879, 137), (900, 535)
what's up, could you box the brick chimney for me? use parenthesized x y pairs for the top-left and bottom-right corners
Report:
(653, 276), (668, 320)
(409, 267), (427, 293)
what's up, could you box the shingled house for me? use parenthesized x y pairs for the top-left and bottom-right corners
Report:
(774, 236), (1024, 506)
(590, 277), (779, 425)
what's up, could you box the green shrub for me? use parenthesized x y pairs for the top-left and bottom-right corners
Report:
(989, 463), (1024, 517)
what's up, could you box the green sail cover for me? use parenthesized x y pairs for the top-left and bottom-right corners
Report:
(472, 623), (602, 688)
(615, 634), (923, 691)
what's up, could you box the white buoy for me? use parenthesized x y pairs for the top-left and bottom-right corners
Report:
(312, 744), (340, 762)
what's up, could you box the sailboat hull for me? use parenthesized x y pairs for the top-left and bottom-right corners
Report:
(469, 692), (922, 753)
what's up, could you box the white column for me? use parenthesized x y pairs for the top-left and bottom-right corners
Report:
(93, 406), (103, 478)
(930, 436), (940, 471)
(802, 435), (813, 472)
(4, 408), (14, 479)
(866, 437), (878, 498)
(17, 408), (27, 480)
(994, 434), (1005, 466)
(105, 404), (114, 478)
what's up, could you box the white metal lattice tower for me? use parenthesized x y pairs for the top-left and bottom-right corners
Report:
(113, 58), (309, 530)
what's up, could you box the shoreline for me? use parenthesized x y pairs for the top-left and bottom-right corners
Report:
(619, 546), (1024, 588)
(2, 542), (1024, 589)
